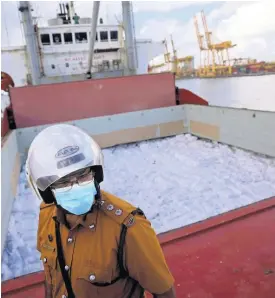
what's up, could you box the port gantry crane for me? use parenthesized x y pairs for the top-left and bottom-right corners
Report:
(193, 13), (208, 76)
(164, 38), (170, 64)
(201, 10), (236, 76)
(148, 35), (194, 77)
(170, 34), (194, 78)
(194, 10), (236, 77)
(170, 34), (177, 73)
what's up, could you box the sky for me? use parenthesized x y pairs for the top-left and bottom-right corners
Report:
(1, 0), (275, 66)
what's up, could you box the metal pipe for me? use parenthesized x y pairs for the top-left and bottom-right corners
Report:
(63, 4), (66, 18)
(69, 1), (74, 25)
(86, 1), (100, 79)
(122, 1), (137, 75)
(18, 1), (41, 85)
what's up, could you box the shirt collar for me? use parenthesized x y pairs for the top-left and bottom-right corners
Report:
(52, 204), (99, 231)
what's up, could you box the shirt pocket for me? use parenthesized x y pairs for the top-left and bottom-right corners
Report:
(40, 244), (58, 285)
(75, 266), (123, 297)
(77, 265), (114, 285)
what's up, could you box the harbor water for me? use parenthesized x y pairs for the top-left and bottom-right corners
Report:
(176, 74), (275, 112)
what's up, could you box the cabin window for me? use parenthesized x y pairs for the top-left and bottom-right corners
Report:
(65, 63), (69, 67)
(113, 59), (121, 70)
(75, 32), (87, 43)
(40, 34), (50, 45)
(99, 18), (103, 24)
(51, 64), (55, 69)
(53, 33), (62, 44)
(97, 64), (104, 72)
(102, 60), (110, 70)
(110, 30), (118, 41)
(100, 31), (108, 42)
(64, 33), (73, 44)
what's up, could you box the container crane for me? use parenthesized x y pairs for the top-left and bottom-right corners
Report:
(164, 38), (170, 63)
(170, 34), (177, 58)
(148, 35), (194, 77)
(193, 14), (208, 76)
(170, 34), (177, 73)
(169, 35), (194, 78)
(200, 10), (236, 76)
(200, 10), (215, 73)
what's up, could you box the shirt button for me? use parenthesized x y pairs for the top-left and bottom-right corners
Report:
(89, 274), (96, 281)
(89, 224), (95, 229)
(115, 209), (123, 216)
(107, 204), (114, 211)
(65, 265), (70, 271)
(43, 258), (47, 263)
(67, 238), (73, 243)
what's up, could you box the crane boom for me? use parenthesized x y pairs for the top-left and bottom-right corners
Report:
(170, 34), (177, 57)
(164, 38), (169, 54)
(194, 15), (204, 50)
(201, 10), (212, 49)
(163, 38), (170, 63)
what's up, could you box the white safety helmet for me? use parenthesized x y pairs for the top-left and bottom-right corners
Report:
(26, 124), (104, 203)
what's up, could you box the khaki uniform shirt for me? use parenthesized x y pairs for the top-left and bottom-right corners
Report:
(37, 190), (174, 298)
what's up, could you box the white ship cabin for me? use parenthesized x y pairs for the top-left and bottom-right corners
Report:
(37, 13), (125, 77)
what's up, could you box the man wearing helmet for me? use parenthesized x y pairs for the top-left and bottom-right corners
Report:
(26, 124), (176, 298)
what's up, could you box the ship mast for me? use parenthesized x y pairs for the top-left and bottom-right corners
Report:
(122, 1), (137, 75)
(86, 1), (100, 79)
(18, 1), (41, 85)
(69, 1), (74, 24)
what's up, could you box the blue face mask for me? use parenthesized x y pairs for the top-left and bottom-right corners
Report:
(53, 182), (97, 215)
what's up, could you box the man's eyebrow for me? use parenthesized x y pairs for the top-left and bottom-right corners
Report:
(57, 168), (91, 182)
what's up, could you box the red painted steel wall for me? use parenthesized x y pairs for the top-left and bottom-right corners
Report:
(10, 73), (176, 128)
(2, 197), (275, 298)
(178, 88), (208, 106)
(1, 272), (45, 298)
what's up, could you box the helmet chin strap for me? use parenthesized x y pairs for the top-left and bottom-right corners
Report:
(94, 179), (101, 200)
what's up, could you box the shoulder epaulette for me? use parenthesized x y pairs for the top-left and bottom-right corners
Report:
(100, 191), (143, 227)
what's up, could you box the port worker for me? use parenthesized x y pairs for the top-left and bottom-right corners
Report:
(73, 13), (80, 24)
(26, 124), (176, 298)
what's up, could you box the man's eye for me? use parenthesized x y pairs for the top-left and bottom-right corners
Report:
(56, 182), (70, 188)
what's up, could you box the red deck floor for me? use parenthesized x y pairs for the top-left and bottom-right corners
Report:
(157, 197), (275, 298)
